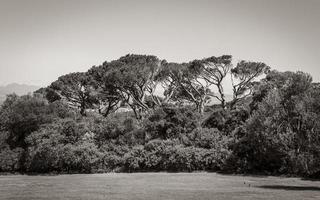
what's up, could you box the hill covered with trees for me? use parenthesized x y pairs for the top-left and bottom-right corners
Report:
(0, 54), (319, 177)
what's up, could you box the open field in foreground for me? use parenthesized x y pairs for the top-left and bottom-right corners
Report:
(0, 173), (319, 200)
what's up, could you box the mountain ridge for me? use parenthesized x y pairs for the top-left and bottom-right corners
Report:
(0, 83), (40, 104)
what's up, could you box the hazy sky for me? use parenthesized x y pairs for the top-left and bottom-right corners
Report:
(0, 0), (319, 87)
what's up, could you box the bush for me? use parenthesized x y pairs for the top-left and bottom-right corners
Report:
(0, 147), (24, 172)
(186, 128), (231, 149)
(26, 141), (102, 173)
(25, 119), (103, 173)
(0, 95), (54, 148)
(122, 139), (231, 172)
(288, 150), (320, 177)
(91, 114), (141, 146)
(99, 142), (130, 171)
(143, 106), (201, 140)
(26, 143), (61, 173)
(123, 145), (146, 171)
(166, 145), (230, 172)
(102, 152), (124, 172)
(57, 142), (102, 173)
(202, 107), (250, 135)
(143, 139), (178, 170)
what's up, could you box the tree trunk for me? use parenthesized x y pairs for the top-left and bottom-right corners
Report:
(218, 83), (226, 109)
(80, 104), (86, 116)
(197, 101), (205, 114)
(129, 104), (142, 120)
(103, 104), (112, 117)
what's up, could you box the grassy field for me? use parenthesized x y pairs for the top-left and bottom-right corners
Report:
(0, 173), (319, 200)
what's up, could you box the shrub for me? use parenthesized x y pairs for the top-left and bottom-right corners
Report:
(26, 141), (102, 173)
(121, 139), (231, 172)
(99, 142), (130, 171)
(186, 128), (231, 150)
(57, 142), (102, 173)
(143, 106), (201, 140)
(92, 114), (141, 146)
(0, 147), (24, 172)
(123, 145), (146, 171)
(25, 119), (103, 173)
(144, 139), (178, 170)
(0, 95), (54, 148)
(166, 146), (230, 172)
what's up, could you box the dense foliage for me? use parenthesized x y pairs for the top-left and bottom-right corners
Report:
(0, 54), (319, 177)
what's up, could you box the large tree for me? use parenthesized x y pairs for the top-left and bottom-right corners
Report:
(230, 61), (270, 108)
(159, 61), (212, 113)
(158, 55), (233, 113)
(232, 71), (320, 174)
(98, 54), (162, 119)
(191, 55), (233, 109)
(49, 72), (97, 115)
(87, 64), (122, 117)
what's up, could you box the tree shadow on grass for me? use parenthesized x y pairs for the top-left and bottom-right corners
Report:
(302, 177), (320, 182)
(257, 185), (320, 191)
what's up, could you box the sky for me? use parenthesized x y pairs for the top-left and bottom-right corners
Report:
(0, 0), (319, 87)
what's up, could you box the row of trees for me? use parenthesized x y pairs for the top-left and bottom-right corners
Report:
(40, 54), (269, 118)
(0, 54), (319, 177)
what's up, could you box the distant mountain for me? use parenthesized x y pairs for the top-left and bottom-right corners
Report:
(0, 83), (40, 104)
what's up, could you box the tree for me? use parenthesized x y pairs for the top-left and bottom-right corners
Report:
(230, 71), (320, 175)
(0, 95), (54, 148)
(192, 55), (233, 109)
(159, 55), (268, 112)
(100, 54), (162, 119)
(250, 70), (312, 112)
(88, 64), (122, 117)
(230, 61), (270, 108)
(35, 87), (61, 103)
(49, 72), (97, 115)
(159, 61), (212, 113)
(155, 61), (182, 105)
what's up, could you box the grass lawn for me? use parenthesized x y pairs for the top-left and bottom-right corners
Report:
(0, 173), (319, 200)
